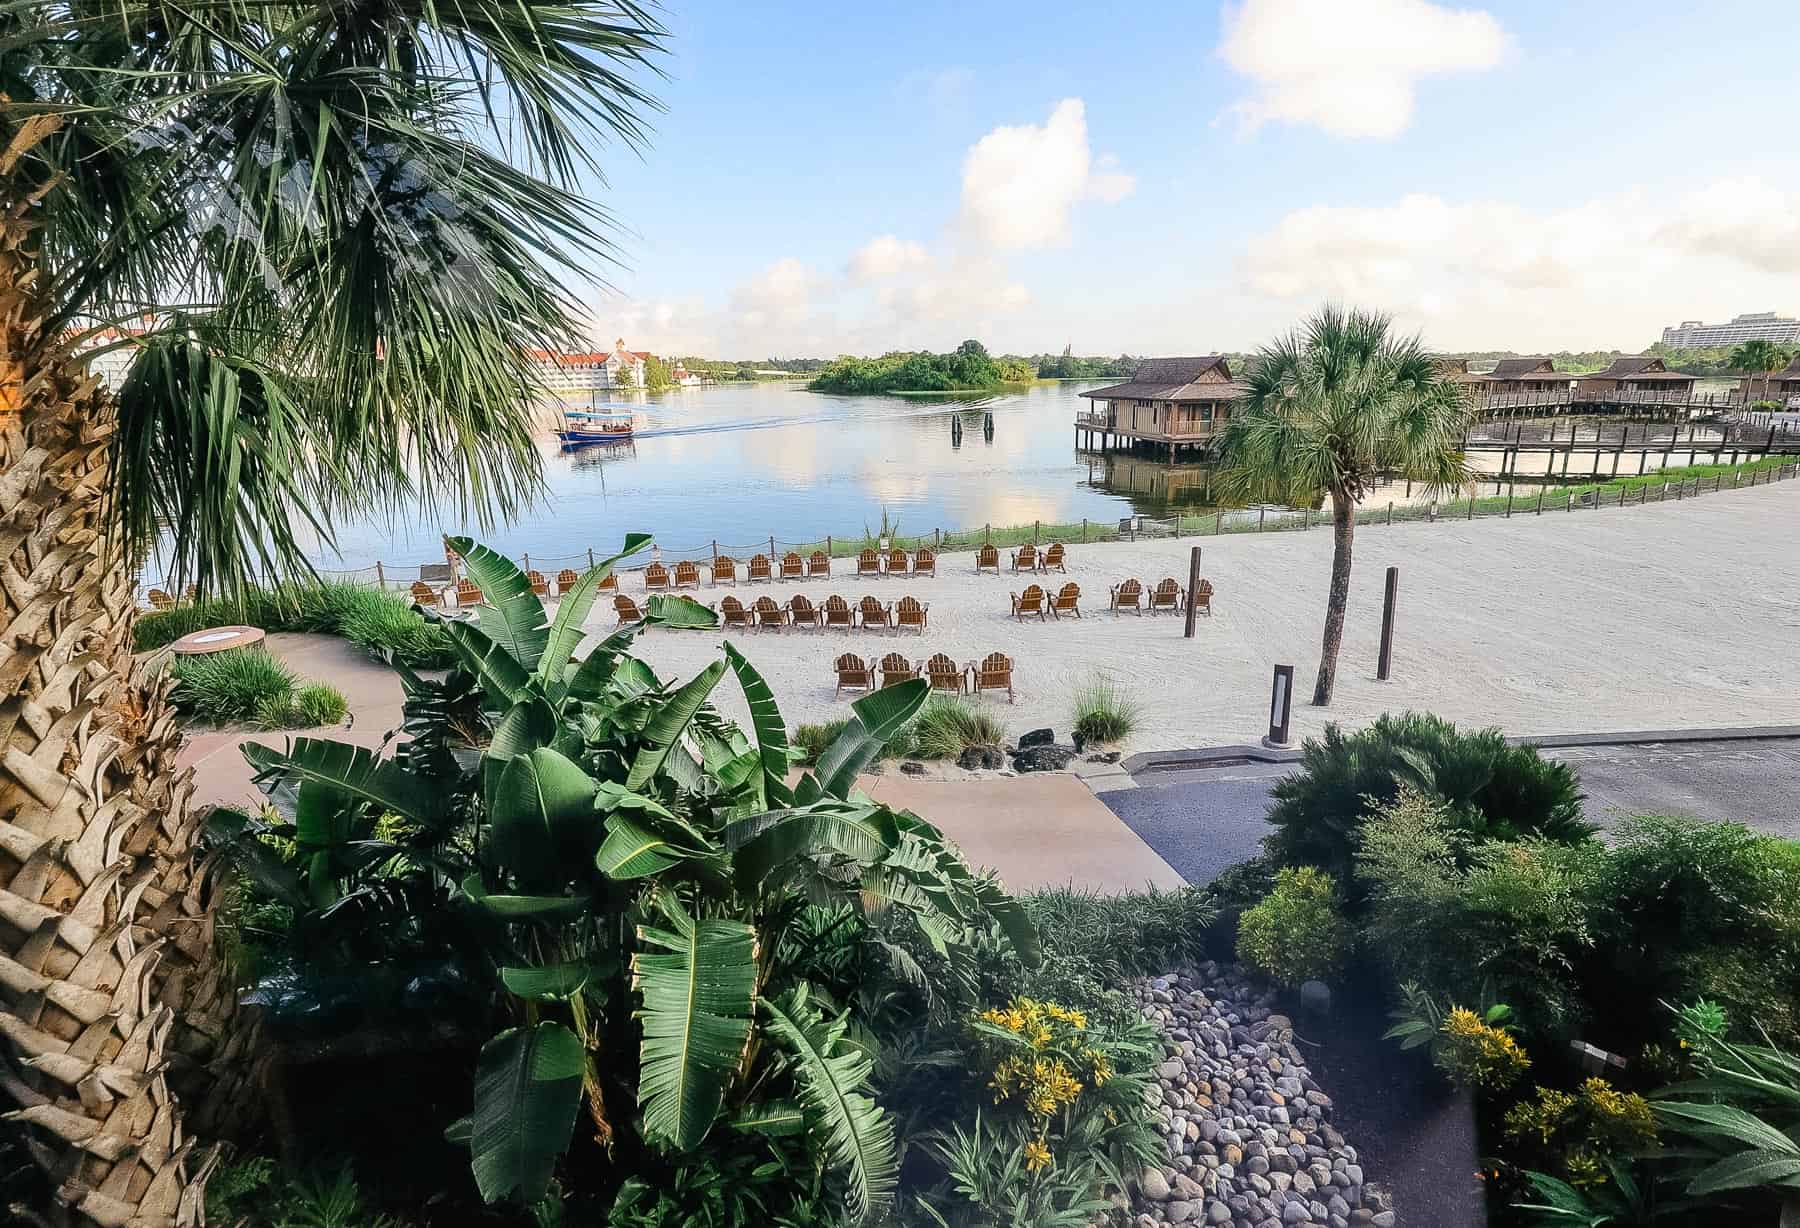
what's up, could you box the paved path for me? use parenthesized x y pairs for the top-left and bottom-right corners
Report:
(1098, 736), (1800, 885)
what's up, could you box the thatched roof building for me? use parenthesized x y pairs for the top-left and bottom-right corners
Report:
(1577, 356), (1696, 398)
(1476, 357), (1569, 394)
(1078, 356), (1247, 444)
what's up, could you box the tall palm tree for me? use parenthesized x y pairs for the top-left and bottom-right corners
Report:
(1217, 306), (1474, 707)
(1729, 338), (1792, 406)
(1, 3), (661, 1222)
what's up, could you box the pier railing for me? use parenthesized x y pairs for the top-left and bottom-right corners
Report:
(141, 461), (1800, 598)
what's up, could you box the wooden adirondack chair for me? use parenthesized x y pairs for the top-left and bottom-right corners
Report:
(895, 595), (928, 633)
(1149, 578), (1183, 613)
(1191, 578), (1215, 617)
(147, 588), (175, 611)
(912, 547), (937, 577)
(1050, 583), (1081, 619)
(455, 579), (483, 607)
(835, 653), (873, 698)
(753, 595), (786, 630)
(823, 595), (854, 630)
(598, 570), (618, 592)
(807, 550), (831, 578)
(856, 548), (882, 578)
(1010, 584), (1047, 622)
(1110, 579), (1143, 615)
(712, 555), (738, 585)
(614, 594), (643, 624)
(1042, 543), (1067, 572)
(719, 595), (752, 629)
(1011, 543), (1038, 573)
(879, 652), (918, 688)
(787, 594), (822, 630)
(924, 652), (965, 694)
(409, 581), (440, 607)
(643, 562), (670, 591)
(556, 568), (580, 595)
(857, 596), (891, 631)
(976, 543), (1000, 575)
(673, 560), (702, 589)
(973, 652), (1015, 703)
(747, 554), (773, 583)
(886, 547), (909, 575)
(780, 552), (805, 580)
(526, 569), (549, 596)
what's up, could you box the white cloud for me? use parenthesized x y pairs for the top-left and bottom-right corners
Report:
(1219, 0), (1507, 139)
(957, 98), (1135, 249)
(1239, 177), (1800, 349)
(847, 235), (931, 284)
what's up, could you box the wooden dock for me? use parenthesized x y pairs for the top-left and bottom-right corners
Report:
(1463, 419), (1800, 480)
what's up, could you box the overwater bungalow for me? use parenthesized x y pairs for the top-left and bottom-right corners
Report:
(1576, 356), (1696, 402)
(1075, 356), (1247, 457)
(1739, 355), (1800, 405)
(1477, 357), (1570, 395)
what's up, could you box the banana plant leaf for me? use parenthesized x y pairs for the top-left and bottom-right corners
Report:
(723, 642), (792, 808)
(446, 536), (551, 670)
(500, 956), (618, 1001)
(244, 737), (443, 826)
(624, 659), (727, 790)
(631, 893), (757, 1149)
(727, 805), (902, 895)
(761, 983), (897, 1223)
(427, 612), (535, 703)
(732, 1100), (808, 1136)
(537, 533), (652, 685)
(646, 593), (719, 628)
(466, 1021), (586, 1204)
(490, 748), (599, 891)
(459, 872), (588, 922)
(799, 679), (927, 803)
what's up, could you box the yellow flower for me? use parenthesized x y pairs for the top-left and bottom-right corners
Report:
(1023, 1138), (1052, 1171)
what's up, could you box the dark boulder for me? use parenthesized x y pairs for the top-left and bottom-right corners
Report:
(957, 745), (1006, 771)
(1010, 743), (1080, 773)
(1017, 727), (1056, 748)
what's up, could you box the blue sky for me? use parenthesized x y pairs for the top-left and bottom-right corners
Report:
(574, 0), (1800, 358)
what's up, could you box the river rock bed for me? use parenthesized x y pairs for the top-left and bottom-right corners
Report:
(1130, 965), (1395, 1228)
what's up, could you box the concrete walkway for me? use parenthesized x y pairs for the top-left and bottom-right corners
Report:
(865, 774), (1184, 892)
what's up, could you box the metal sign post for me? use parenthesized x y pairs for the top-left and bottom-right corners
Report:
(1263, 664), (1295, 749)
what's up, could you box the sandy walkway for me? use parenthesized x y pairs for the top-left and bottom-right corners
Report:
(584, 481), (1800, 752)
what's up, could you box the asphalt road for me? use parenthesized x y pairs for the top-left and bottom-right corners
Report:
(1098, 737), (1800, 885)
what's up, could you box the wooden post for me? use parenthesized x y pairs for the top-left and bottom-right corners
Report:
(587, 547), (596, 568)
(1034, 519), (1040, 545)
(770, 535), (776, 558)
(1536, 488), (1545, 515)
(984, 523), (991, 544)
(375, 560), (385, 586)
(1258, 507), (1266, 531)
(1387, 502), (1393, 526)
(827, 535), (833, 556)
(936, 528), (942, 547)
(522, 552), (529, 574)
(1566, 492), (1573, 513)
(1506, 489), (1513, 517)
(1081, 519), (1088, 543)
(711, 539), (718, 562)
(1183, 546), (1203, 639)
(1377, 566), (1398, 681)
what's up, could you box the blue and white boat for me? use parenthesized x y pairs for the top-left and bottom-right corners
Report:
(556, 404), (636, 446)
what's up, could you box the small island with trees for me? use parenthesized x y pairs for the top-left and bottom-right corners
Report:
(808, 339), (1036, 393)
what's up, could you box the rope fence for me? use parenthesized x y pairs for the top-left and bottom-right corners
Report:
(141, 461), (1800, 597)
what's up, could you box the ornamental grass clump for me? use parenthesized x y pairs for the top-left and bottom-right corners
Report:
(1070, 673), (1141, 745)
(1236, 866), (1351, 987)
(912, 696), (1003, 760)
(170, 648), (299, 726)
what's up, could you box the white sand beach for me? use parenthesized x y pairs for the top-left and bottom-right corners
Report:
(588, 480), (1800, 752)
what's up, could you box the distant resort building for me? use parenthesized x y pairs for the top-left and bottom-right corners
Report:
(1739, 355), (1800, 405)
(1475, 357), (1571, 395)
(1433, 357), (1486, 387)
(1661, 311), (1800, 349)
(527, 338), (650, 400)
(1576, 356), (1696, 401)
(1076, 356), (1247, 456)
(671, 361), (703, 387)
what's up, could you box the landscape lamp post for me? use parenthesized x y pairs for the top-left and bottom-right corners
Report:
(1263, 664), (1295, 749)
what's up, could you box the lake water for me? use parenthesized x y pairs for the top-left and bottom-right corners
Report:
(264, 379), (1750, 576)
(310, 380), (1196, 572)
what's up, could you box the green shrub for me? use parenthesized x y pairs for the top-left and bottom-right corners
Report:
(1236, 866), (1351, 987)
(1022, 886), (1218, 980)
(1070, 674), (1140, 745)
(792, 719), (850, 765)
(334, 590), (453, 668)
(1265, 712), (1591, 885)
(912, 696), (1003, 760)
(253, 682), (349, 731)
(170, 648), (299, 725)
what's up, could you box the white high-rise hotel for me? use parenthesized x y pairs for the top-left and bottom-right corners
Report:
(1660, 311), (1800, 348)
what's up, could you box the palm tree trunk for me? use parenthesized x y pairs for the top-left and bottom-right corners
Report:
(1, 120), (225, 1228)
(1312, 489), (1355, 706)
